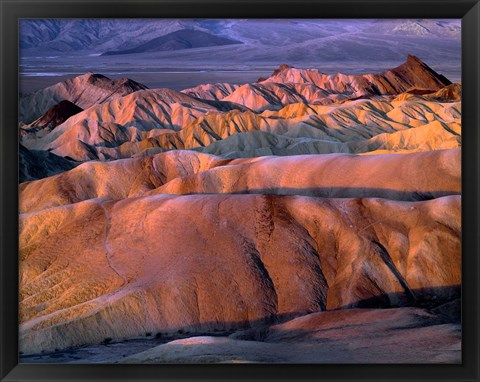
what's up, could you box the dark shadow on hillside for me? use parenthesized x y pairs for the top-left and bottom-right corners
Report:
(19, 285), (461, 363)
(180, 186), (461, 202)
(335, 285), (461, 311)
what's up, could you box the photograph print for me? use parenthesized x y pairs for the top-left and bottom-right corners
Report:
(18, 18), (461, 364)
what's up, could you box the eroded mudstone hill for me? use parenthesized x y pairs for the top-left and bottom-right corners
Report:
(19, 193), (460, 354)
(19, 149), (460, 213)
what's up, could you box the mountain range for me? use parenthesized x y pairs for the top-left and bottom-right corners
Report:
(102, 29), (242, 56)
(20, 56), (460, 165)
(20, 19), (460, 55)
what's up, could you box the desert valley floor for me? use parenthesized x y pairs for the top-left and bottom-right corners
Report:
(18, 55), (461, 363)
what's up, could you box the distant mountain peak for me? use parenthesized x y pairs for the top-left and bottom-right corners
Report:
(387, 55), (451, 88)
(101, 29), (242, 56)
(406, 54), (423, 63)
(257, 64), (294, 82)
(273, 64), (294, 76)
(81, 72), (147, 92)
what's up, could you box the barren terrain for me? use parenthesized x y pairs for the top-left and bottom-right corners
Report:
(19, 54), (461, 363)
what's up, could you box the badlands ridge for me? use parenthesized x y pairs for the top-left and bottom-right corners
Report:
(19, 56), (461, 363)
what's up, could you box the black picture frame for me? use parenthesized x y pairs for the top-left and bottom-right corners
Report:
(1, 0), (479, 381)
